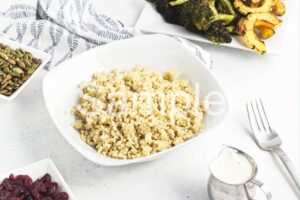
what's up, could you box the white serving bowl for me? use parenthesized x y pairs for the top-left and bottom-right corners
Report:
(0, 37), (51, 101)
(43, 34), (229, 166)
(0, 159), (76, 200)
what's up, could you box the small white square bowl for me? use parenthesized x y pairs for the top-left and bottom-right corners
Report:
(43, 34), (229, 166)
(0, 37), (51, 101)
(0, 159), (76, 200)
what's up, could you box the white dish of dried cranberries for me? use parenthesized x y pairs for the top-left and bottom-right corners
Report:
(0, 159), (75, 200)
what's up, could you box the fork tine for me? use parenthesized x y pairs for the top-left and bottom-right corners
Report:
(246, 101), (255, 133)
(257, 98), (271, 132)
(250, 99), (264, 131)
(255, 98), (267, 131)
(246, 100), (260, 133)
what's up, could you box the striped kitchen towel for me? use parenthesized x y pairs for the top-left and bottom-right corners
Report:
(0, 0), (212, 70)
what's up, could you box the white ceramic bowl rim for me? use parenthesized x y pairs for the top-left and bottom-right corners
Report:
(43, 34), (229, 166)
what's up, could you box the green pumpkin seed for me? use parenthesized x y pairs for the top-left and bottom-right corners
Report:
(22, 75), (29, 81)
(3, 66), (10, 73)
(0, 82), (8, 89)
(11, 50), (18, 56)
(6, 86), (13, 91)
(16, 52), (23, 58)
(4, 49), (10, 55)
(0, 89), (8, 93)
(0, 89), (12, 96)
(1, 62), (9, 68)
(8, 59), (16, 65)
(0, 44), (43, 96)
(23, 53), (29, 60)
(26, 53), (32, 59)
(17, 60), (26, 69)
(32, 58), (38, 64)
(13, 82), (20, 87)
(27, 67), (36, 75)
(1, 74), (12, 83)
(11, 67), (24, 77)
(0, 52), (8, 60)
(24, 59), (31, 66)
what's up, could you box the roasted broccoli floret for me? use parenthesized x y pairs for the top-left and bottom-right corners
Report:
(174, 0), (235, 28)
(216, 0), (236, 15)
(205, 0), (235, 24)
(174, 0), (234, 42)
(178, 0), (214, 31)
(206, 21), (232, 43)
(147, 0), (182, 24)
(148, 0), (236, 43)
(229, 12), (243, 35)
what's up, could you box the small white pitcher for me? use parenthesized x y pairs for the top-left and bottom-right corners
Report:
(207, 147), (272, 200)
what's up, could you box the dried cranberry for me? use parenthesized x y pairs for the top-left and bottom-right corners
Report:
(30, 187), (41, 199)
(20, 192), (30, 199)
(41, 197), (53, 200)
(33, 181), (46, 194)
(8, 174), (15, 181)
(40, 174), (51, 183)
(12, 186), (25, 196)
(21, 176), (34, 190)
(1, 174), (68, 200)
(2, 179), (13, 191)
(0, 190), (11, 199)
(54, 192), (68, 200)
(45, 182), (58, 196)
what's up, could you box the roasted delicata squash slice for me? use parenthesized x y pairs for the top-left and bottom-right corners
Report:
(239, 13), (282, 54)
(255, 20), (275, 39)
(234, 0), (275, 15)
(273, 0), (286, 16)
(256, 26), (275, 39)
(251, 0), (262, 4)
(250, 0), (264, 7)
(254, 20), (276, 29)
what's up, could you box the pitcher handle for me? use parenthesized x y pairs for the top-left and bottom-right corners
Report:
(244, 179), (272, 200)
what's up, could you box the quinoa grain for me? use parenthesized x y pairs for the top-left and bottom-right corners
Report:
(72, 66), (206, 159)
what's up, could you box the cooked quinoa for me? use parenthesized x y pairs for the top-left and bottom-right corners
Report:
(72, 66), (206, 159)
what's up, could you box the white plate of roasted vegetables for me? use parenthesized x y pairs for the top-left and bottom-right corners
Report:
(136, 0), (292, 54)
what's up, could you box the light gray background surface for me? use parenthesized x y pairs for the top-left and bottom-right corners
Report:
(0, 0), (299, 199)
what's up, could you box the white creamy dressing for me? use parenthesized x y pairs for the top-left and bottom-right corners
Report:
(210, 147), (255, 185)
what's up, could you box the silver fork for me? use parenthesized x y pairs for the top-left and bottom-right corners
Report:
(246, 98), (300, 190)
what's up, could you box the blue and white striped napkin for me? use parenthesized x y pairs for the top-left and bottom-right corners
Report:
(0, 0), (212, 70)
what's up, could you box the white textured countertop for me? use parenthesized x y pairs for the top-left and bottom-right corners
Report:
(0, 0), (299, 199)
